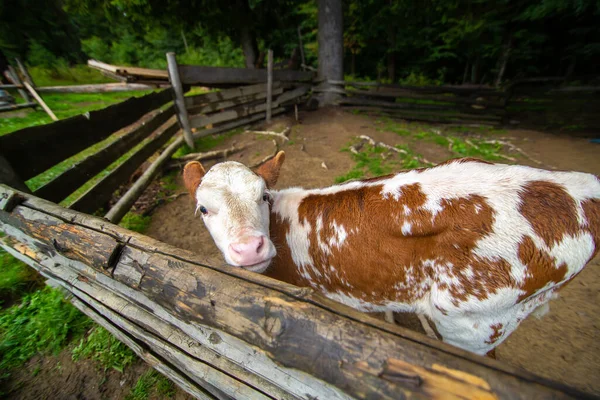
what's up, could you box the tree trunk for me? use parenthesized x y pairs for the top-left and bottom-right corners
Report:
(317, 0), (344, 106)
(471, 56), (481, 84)
(240, 25), (258, 69)
(463, 60), (470, 84)
(495, 32), (513, 88)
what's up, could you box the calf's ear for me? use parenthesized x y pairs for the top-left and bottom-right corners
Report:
(255, 151), (285, 188)
(183, 161), (206, 199)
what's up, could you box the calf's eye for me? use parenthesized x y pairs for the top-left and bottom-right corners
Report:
(199, 205), (208, 215)
(262, 193), (269, 202)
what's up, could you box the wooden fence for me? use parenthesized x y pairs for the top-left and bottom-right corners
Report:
(326, 80), (507, 125)
(0, 61), (595, 399)
(0, 184), (590, 400)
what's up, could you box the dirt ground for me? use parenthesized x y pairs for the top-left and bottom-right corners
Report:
(3, 349), (193, 400)
(146, 107), (600, 396)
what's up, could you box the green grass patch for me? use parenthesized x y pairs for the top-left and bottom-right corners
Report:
(0, 288), (91, 372)
(335, 141), (428, 183)
(126, 368), (176, 400)
(0, 249), (41, 307)
(72, 326), (136, 373)
(119, 213), (152, 234)
(28, 65), (113, 87)
(173, 127), (243, 158)
(0, 90), (155, 136)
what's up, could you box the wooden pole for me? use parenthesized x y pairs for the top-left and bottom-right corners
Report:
(6, 66), (32, 103)
(15, 58), (35, 86)
(266, 49), (273, 123)
(297, 26), (306, 67)
(166, 52), (195, 149)
(23, 81), (58, 121)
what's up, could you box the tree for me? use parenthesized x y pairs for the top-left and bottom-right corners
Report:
(317, 0), (343, 105)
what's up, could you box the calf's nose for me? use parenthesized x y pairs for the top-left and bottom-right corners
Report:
(229, 236), (267, 265)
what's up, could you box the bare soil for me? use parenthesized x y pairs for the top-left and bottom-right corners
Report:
(147, 107), (600, 395)
(2, 348), (193, 400)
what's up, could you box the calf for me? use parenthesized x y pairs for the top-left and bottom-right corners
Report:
(183, 153), (600, 355)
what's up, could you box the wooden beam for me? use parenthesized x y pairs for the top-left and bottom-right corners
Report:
(88, 59), (169, 80)
(179, 65), (314, 87)
(68, 120), (179, 214)
(0, 89), (172, 181)
(34, 107), (175, 203)
(266, 50), (273, 123)
(0, 102), (36, 112)
(0, 185), (588, 400)
(23, 81), (58, 121)
(189, 89), (299, 129)
(184, 82), (281, 108)
(5, 65), (33, 103)
(37, 83), (169, 93)
(330, 80), (505, 96)
(188, 87), (283, 116)
(15, 58), (35, 86)
(166, 53), (194, 149)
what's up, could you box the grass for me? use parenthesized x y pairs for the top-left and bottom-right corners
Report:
(0, 288), (91, 372)
(119, 213), (152, 234)
(335, 141), (428, 183)
(126, 368), (176, 400)
(72, 326), (136, 372)
(0, 249), (41, 307)
(0, 91), (156, 136)
(173, 127), (244, 158)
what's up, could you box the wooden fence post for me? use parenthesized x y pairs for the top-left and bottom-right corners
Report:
(266, 50), (273, 123)
(166, 52), (195, 149)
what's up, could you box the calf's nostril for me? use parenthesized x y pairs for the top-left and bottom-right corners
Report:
(256, 236), (264, 253)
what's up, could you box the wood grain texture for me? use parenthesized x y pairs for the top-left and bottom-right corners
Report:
(0, 184), (590, 400)
(0, 89), (172, 180)
(179, 65), (313, 86)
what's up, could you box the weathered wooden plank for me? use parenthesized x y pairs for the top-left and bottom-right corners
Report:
(0, 206), (119, 270)
(167, 53), (194, 148)
(330, 80), (504, 96)
(88, 59), (169, 80)
(274, 85), (311, 106)
(0, 185), (591, 400)
(337, 96), (505, 116)
(190, 91), (292, 129)
(184, 82), (281, 108)
(0, 102), (37, 112)
(68, 120), (179, 214)
(0, 90), (172, 181)
(23, 81), (58, 121)
(179, 65), (314, 87)
(188, 88), (283, 116)
(343, 88), (505, 108)
(267, 50), (274, 123)
(34, 107), (175, 203)
(37, 83), (170, 93)
(0, 211), (346, 400)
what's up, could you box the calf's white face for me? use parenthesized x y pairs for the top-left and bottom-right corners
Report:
(183, 152), (286, 273)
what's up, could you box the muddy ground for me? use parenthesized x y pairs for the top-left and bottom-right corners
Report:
(146, 107), (600, 395)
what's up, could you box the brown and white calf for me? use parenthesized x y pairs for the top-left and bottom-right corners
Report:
(183, 153), (600, 355)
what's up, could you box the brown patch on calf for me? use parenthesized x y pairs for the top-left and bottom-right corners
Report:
(255, 151), (285, 188)
(519, 180), (579, 248)
(485, 323), (504, 345)
(183, 161), (205, 200)
(582, 198), (600, 259)
(517, 236), (568, 302)
(268, 181), (504, 307)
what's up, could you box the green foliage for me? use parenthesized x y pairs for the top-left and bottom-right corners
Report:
(126, 369), (176, 400)
(0, 250), (40, 307)
(72, 326), (136, 372)
(119, 213), (152, 234)
(0, 288), (91, 372)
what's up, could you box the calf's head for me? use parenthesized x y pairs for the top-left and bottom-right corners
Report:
(183, 151), (285, 273)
